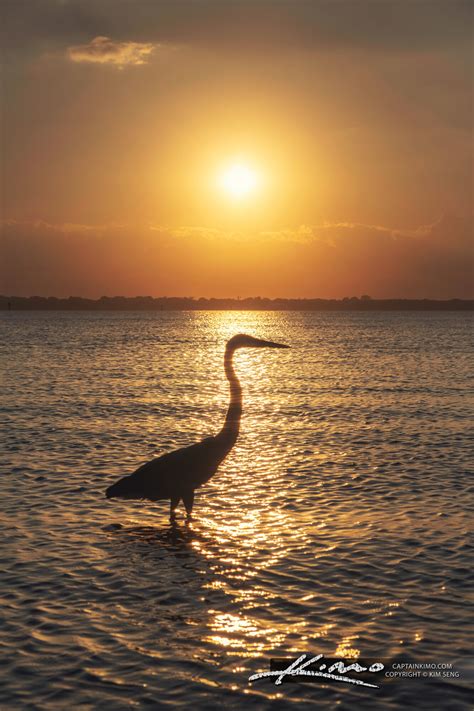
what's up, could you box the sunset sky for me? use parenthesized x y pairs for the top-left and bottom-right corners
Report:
(1, 0), (472, 299)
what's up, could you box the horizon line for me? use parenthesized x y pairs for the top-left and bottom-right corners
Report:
(1, 294), (473, 313)
(1, 295), (473, 302)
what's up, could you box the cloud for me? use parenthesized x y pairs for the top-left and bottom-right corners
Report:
(1, 218), (127, 234)
(67, 36), (156, 67)
(2, 215), (471, 299)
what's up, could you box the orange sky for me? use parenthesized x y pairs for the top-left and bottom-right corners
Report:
(1, 1), (473, 298)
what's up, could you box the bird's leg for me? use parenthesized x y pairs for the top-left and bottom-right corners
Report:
(170, 495), (180, 521)
(182, 490), (195, 520)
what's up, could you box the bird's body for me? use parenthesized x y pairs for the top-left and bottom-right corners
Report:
(108, 435), (227, 510)
(105, 334), (289, 518)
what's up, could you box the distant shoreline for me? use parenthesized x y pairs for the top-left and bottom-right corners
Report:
(1, 296), (473, 311)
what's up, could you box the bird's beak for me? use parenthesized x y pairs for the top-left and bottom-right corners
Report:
(256, 339), (290, 349)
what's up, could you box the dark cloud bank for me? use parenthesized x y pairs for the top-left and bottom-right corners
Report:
(3, 0), (472, 53)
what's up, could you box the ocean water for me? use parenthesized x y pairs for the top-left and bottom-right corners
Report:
(1, 310), (472, 710)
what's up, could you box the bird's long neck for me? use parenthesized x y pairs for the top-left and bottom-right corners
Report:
(216, 345), (242, 451)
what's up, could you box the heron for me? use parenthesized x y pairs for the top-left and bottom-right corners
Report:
(105, 334), (289, 519)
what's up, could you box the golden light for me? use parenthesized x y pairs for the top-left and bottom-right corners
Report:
(218, 162), (261, 199)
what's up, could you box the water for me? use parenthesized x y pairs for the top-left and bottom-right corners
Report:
(1, 311), (472, 710)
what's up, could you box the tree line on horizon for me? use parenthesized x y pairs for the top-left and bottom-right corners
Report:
(0, 295), (472, 311)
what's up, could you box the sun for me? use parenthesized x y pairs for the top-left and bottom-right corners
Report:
(218, 162), (261, 199)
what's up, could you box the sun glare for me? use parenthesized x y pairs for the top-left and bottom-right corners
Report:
(218, 162), (261, 199)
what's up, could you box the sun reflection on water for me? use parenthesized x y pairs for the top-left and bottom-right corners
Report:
(204, 608), (289, 657)
(191, 496), (312, 656)
(335, 636), (361, 659)
(169, 311), (325, 659)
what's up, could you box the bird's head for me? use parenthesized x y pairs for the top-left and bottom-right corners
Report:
(226, 334), (290, 351)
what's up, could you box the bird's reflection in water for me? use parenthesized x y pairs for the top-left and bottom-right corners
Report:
(102, 518), (225, 663)
(114, 519), (199, 548)
(103, 502), (308, 663)
(106, 518), (211, 575)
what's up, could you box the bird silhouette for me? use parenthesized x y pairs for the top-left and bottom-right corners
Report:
(105, 334), (289, 519)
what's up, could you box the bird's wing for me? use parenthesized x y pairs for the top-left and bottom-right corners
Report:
(133, 436), (214, 475)
(126, 436), (217, 499)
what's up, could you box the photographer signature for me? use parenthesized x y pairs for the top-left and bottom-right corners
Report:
(249, 653), (384, 688)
